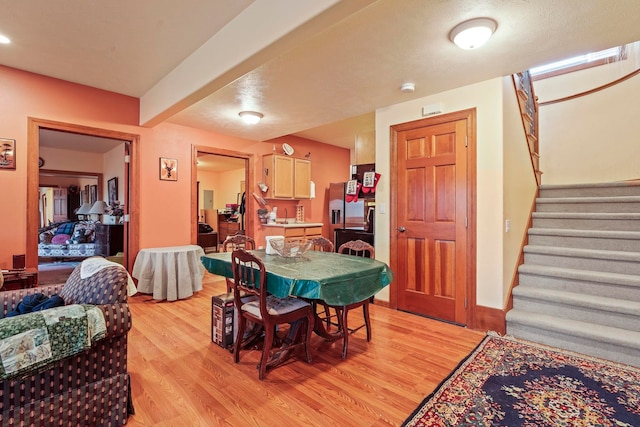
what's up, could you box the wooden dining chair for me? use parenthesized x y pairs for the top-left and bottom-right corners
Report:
(309, 237), (335, 329)
(222, 234), (256, 292)
(222, 233), (256, 252)
(332, 239), (375, 358)
(231, 249), (314, 380)
(310, 236), (334, 253)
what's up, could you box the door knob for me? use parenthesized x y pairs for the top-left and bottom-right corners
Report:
(398, 226), (406, 232)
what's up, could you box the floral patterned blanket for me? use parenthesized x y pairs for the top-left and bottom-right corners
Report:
(0, 304), (106, 380)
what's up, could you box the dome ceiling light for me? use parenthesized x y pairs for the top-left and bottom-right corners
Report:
(449, 18), (497, 50)
(238, 111), (263, 124)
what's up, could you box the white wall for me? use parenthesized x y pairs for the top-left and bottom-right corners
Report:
(535, 44), (640, 184)
(375, 78), (505, 309)
(103, 143), (126, 205)
(39, 146), (103, 172)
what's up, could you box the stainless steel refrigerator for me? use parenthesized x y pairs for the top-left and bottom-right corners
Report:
(328, 182), (374, 250)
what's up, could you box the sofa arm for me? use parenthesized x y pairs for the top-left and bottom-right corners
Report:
(99, 302), (132, 339)
(0, 284), (65, 318)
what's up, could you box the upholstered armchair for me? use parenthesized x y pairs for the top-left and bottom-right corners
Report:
(0, 261), (133, 426)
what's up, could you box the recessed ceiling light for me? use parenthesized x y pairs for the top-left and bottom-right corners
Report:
(449, 18), (497, 50)
(239, 111), (263, 125)
(0, 35), (11, 44)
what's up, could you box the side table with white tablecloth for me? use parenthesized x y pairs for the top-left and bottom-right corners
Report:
(132, 245), (205, 301)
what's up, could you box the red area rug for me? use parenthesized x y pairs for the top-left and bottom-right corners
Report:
(403, 333), (640, 426)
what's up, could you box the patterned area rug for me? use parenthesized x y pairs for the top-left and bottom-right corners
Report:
(403, 333), (640, 426)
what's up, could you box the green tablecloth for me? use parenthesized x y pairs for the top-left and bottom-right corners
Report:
(201, 250), (393, 306)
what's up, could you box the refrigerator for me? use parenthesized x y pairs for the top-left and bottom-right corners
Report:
(329, 182), (375, 250)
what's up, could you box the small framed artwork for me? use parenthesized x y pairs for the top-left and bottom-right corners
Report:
(160, 157), (178, 181)
(0, 138), (16, 170)
(90, 185), (98, 204)
(108, 177), (118, 205)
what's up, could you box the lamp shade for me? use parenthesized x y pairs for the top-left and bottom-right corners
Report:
(75, 203), (92, 215)
(88, 200), (109, 215)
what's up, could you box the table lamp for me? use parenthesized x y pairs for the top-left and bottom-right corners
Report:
(88, 200), (109, 221)
(75, 202), (92, 220)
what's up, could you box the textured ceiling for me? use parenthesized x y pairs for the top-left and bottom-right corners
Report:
(3, 0), (640, 150)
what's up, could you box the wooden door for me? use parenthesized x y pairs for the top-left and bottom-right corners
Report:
(392, 110), (473, 325)
(52, 187), (67, 223)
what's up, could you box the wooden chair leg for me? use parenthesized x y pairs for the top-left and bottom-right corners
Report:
(363, 301), (371, 342)
(304, 313), (313, 363)
(259, 323), (275, 380)
(341, 306), (349, 359)
(234, 316), (247, 363)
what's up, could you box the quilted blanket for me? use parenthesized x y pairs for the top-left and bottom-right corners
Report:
(0, 304), (106, 380)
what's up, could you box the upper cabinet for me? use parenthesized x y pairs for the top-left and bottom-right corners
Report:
(263, 154), (311, 199)
(354, 130), (375, 165)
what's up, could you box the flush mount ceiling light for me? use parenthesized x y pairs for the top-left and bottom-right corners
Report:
(0, 34), (11, 44)
(239, 111), (263, 125)
(449, 18), (497, 50)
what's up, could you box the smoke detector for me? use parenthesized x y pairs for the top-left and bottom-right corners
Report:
(400, 82), (415, 93)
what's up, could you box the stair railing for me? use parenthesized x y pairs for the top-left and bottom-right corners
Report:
(512, 71), (542, 185)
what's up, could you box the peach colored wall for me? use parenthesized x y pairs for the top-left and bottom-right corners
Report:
(0, 65), (350, 268)
(0, 65), (138, 269)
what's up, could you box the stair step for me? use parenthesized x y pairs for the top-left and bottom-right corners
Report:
(518, 264), (640, 301)
(539, 181), (640, 198)
(523, 245), (640, 275)
(528, 228), (640, 252)
(536, 195), (640, 213)
(532, 212), (640, 231)
(512, 287), (640, 330)
(506, 310), (640, 367)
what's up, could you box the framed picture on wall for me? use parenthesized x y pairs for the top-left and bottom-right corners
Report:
(0, 138), (16, 170)
(90, 185), (98, 204)
(160, 157), (178, 181)
(108, 177), (118, 205)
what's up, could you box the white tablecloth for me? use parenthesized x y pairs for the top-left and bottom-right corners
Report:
(132, 245), (205, 301)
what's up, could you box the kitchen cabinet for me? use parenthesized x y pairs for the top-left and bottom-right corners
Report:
(263, 154), (311, 199)
(263, 223), (323, 242)
(355, 130), (375, 165)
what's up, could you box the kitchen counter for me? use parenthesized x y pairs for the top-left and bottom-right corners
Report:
(262, 222), (323, 228)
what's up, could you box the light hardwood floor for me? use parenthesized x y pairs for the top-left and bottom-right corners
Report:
(126, 272), (485, 426)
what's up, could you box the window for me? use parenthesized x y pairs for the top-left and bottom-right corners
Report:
(530, 45), (626, 80)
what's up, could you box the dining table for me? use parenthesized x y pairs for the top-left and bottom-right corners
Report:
(201, 249), (393, 308)
(201, 249), (393, 364)
(133, 244), (205, 301)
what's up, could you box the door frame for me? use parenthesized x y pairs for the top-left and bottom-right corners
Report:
(389, 108), (478, 328)
(191, 145), (254, 246)
(27, 118), (140, 271)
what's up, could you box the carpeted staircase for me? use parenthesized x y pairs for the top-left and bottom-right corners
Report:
(506, 181), (640, 367)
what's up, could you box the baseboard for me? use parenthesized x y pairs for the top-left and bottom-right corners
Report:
(473, 305), (506, 334)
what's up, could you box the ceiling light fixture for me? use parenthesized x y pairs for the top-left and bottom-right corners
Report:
(449, 18), (497, 50)
(400, 82), (415, 93)
(0, 34), (10, 44)
(239, 111), (263, 125)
